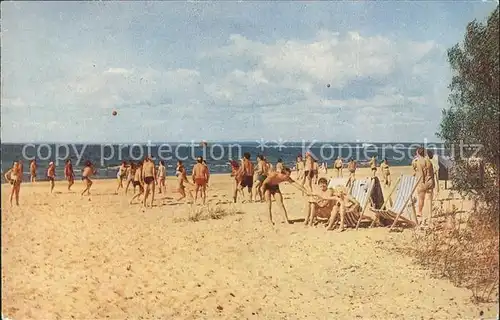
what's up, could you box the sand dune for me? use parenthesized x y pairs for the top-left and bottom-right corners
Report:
(2, 168), (497, 319)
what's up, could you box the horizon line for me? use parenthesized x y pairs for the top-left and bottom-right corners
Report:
(1, 140), (445, 145)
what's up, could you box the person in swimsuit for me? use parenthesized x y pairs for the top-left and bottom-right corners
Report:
(81, 160), (96, 196)
(275, 158), (284, 174)
(65, 159), (75, 191)
(124, 162), (136, 195)
(380, 158), (391, 187)
(334, 156), (343, 178)
(176, 160), (194, 202)
(304, 178), (336, 226)
(4, 161), (22, 206)
(47, 162), (56, 193)
(234, 152), (254, 203)
(192, 156), (210, 205)
(296, 155), (305, 180)
(301, 152), (314, 193)
(347, 158), (357, 183)
(229, 159), (245, 199)
(30, 159), (37, 183)
(115, 161), (127, 194)
(260, 167), (311, 225)
(312, 159), (319, 185)
(157, 160), (167, 194)
(141, 157), (156, 208)
(415, 147), (435, 226)
(369, 156), (377, 177)
(130, 161), (145, 204)
(427, 149), (440, 193)
(252, 155), (268, 202)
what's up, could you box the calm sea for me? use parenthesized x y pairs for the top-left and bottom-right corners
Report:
(1, 142), (446, 182)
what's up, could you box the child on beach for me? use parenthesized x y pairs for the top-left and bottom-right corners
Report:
(260, 167), (311, 225)
(47, 162), (56, 193)
(81, 161), (96, 196)
(115, 161), (127, 194)
(176, 160), (194, 202)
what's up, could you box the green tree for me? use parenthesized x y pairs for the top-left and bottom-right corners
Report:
(438, 5), (499, 225)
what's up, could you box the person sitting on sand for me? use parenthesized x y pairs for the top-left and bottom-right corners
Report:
(369, 156), (377, 177)
(141, 157), (156, 208)
(125, 162), (136, 195)
(157, 160), (167, 194)
(30, 159), (37, 183)
(130, 161), (145, 204)
(334, 156), (343, 178)
(81, 160), (96, 196)
(380, 158), (391, 187)
(4, 161), (22, 206)
(176, 160), (194, 202)
(253, 155), (268, 202)
(260, 167), (311, 225)
(234, 152), (254, 203)
(415, 147), (435, 226)
(304, 177), (336, 226)
(47, 162), (56, 193)
(64, 159), (75, 191)
(192, 156), (210, 205)
(115, 161), (127, 194)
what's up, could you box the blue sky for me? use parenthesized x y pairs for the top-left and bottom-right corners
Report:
(1, 1), (497, 143)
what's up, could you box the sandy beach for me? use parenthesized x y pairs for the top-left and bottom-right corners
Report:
(2, 167), (498, 319)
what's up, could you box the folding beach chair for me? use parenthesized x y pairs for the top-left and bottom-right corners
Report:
(370, 175), (421, 231)
(342, 178), (375, 229)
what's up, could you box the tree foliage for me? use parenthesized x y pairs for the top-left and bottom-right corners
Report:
(438, 6), (499, 225)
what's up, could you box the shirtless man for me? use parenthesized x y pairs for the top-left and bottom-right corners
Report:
(130, 161), (145, 204)
(64, 159), (75, 191)
(380, 158), (391, 187)
(369, 156), (377, 177)
(415, 148), (435, 226)
(141, 157), (156, 208)
(301, 152), (314, 193)
(4, 161), (22, 206)
(427, 150), (440, 192)
(192, 156), (210, 205)
(176, 160), (194, 202)
(157, 160), (167, 194)
(312, 159), (319, 184)
(333, 156), (343, 178)
(30, 160), (37, 182)
(304, 178), (336, 226)
(229, 159), (245, 199)
(234, 152), (254, 203)
(115, 161), (127, 194)
(260, 167), (311, 225)
(253, 155), (269, 202)
(347, 158), (357, 186)
(81, 160), (96, 196)
(47, 162), (56, 193)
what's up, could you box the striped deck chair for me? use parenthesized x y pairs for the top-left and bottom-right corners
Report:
(370, 175), (421, 231)
(342, 178), (375, 229)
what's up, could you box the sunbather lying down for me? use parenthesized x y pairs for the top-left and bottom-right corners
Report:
(305, 178), (357, 231)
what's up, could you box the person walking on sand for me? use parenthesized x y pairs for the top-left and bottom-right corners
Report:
(125, 162), (136, 195)
(47, 162), (56, 193)
(369, 156), (377, 177)
(64, 159), (75, 191)
(296, 155), (305, 180)
(141, 157), (156, 208)
(81, 161), (97, 196)
(130, 161), (145, 204)
(415, 147), (435, 226)
(4, 161), (22, 206)
(301, 152), (314, 193)
(347, 158), (357, 185)
(260, 167), (311, 225)
(157, 160), (167, 194)
(333, 156), (343, 178)
(234, 152), (254, 203)
(380, 158), (391, 187)
(30, 159), (37, 183)
(253, 155), (269, 202)
(115, 161), (127, 194)
(229, 159), (245, 199)
(192, 156), (210, 205)
(176, 160), (194, 203)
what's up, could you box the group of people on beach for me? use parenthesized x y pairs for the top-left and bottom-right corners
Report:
(4, 147), (439, 228)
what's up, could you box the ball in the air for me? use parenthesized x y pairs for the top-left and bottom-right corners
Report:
(112, 110), (117, 116)
(327, 84), (331, 88)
